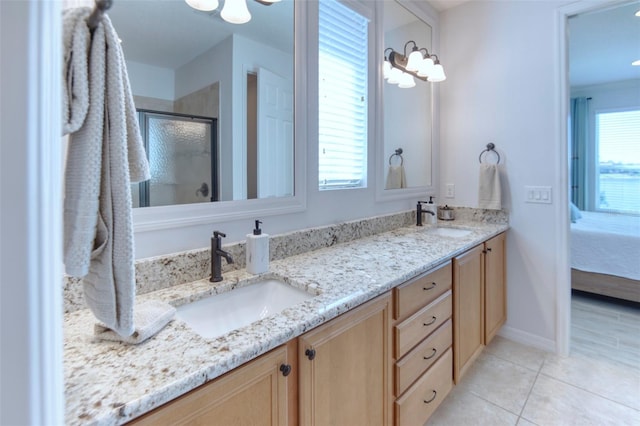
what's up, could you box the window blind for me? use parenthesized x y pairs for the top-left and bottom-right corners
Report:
(318, 0), (368, 190)
(596, 109), (640, 214)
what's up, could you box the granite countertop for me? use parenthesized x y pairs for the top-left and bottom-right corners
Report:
(64, 220), (508, 425)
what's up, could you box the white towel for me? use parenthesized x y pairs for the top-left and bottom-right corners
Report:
(478, 163), (502, 210)
(385, 165), (407, 189)
(94, 300), (176, 344)
(62, 8), (151, 338)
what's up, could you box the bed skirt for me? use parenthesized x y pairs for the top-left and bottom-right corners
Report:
(571, 268), (640, 303)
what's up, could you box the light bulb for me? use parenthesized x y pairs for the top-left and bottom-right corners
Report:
(387, 67), (403, 85)
(406, 50), (423, 72)
(417, 56), (435, 77)
(185, 0), (219, 11)
(221, 0), (251, 24)
(428, 64), (446, 82)
(398, 72), (416, 88)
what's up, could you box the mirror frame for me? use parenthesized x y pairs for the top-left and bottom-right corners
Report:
(133, 1), (307, 232)
(375, 0), (439, 202)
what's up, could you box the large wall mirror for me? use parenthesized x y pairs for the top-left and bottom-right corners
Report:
(109, 0), (304, 230)
(378, 0), (436, 201)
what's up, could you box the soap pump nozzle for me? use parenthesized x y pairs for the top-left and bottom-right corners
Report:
(253, 220), (262, 235)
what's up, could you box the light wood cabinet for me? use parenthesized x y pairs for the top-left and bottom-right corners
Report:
(484, 232), (506, 344)
(298, 293), (392, 426)
(129, 341), (297, 425)
(452, 244), (485, 383)
(392, 263), (453, 426)
(453, 232), (507, 383)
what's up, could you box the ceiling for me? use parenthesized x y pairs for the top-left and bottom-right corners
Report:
(107, 0), (640, 88)
(568, 1), (640, 87)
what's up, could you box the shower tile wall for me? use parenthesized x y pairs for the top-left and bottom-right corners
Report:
(174, 82), (219, 118)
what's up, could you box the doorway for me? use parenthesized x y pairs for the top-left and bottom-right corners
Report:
(563, 0), (640, 361)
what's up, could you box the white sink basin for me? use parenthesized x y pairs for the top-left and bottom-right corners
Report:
(425, 227), (472, 238)
(177, 279), (313, 339)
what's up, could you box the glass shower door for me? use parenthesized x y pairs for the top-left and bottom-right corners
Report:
(135, 111), (217, 208)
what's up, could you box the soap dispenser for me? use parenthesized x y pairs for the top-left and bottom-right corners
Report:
(246, 220), (269, 274)
(424, 196), (437, 225)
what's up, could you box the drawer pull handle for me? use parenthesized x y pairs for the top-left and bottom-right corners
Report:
(423, 348), (437, 360)
(280, 364), (291, 377)
(423, 316), (437, 326)
(305, 349), (316, 361)
(424, 390), (437, 404)
(423, 282), (437, 291)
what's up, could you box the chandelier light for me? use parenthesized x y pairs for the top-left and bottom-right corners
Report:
(384, 41), (446, 88)
(185, 0), (278, 24)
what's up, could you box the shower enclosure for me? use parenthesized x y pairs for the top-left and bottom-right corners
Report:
(133, 110), (218, 208)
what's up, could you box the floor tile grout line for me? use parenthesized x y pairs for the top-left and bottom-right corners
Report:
(516, 357), (544, 422)
(537, 370), (640, 412)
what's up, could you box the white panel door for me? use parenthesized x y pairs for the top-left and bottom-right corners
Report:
(257, 67), (294, 198)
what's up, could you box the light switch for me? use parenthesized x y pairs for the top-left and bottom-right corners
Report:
(525, 186), (552, 204)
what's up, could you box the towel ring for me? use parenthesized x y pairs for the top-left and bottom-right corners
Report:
(478, 143), (501, 164)
(389, 148), (404, 166)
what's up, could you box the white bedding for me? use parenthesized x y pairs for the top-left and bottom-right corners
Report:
(570, 211), (640, 281)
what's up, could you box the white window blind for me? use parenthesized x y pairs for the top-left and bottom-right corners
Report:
(318, 0), (368, 190)
(595, 109), (640, 214)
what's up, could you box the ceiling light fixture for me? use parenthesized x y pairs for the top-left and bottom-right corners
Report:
(384, 41), (446, 88)
(185, 0), (277, 24)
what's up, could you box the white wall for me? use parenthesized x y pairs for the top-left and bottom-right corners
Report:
(127, 61), (175, 101)
(439, 0), (571, 351)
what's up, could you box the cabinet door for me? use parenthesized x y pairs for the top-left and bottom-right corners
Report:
(485, 232), (506, 344)
(298, 293), (392, 426)
(453, 244), (484, 383)
(130, 342), (295, 426)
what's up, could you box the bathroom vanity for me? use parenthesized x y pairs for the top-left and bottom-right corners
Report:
(63, 214), (507, 425)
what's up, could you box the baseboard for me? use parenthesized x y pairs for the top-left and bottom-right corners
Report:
(498, 325), (557, 353)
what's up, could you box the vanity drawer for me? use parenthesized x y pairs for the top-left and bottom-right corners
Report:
(395, 319), (452, 397)
(395, 348), (453, 426)
(394, 290), (452, 359)
(394, 261), (452, 321)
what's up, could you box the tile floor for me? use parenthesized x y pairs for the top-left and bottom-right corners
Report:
(426, 292), (640, 425)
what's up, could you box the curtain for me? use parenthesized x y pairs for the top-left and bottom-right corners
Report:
(570, 97), (589, 209)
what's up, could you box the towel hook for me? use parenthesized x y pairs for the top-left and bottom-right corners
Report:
(87, 0), (113, 30)
(389, 148), (404, 166)
(479, 143), (501, 164)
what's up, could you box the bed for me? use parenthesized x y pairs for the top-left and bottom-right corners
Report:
(570, 210), (640, 303)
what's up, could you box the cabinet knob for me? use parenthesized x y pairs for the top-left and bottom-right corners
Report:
(486, 247), (492, 252)
(423, 282), (437, 291)
(423, 316), (437, 326)
(305, 348), (316, 360)
(280, 364), (292, 377)
(423, 390), (437, 404)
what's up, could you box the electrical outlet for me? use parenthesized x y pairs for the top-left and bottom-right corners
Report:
(445, 183), (455, 198)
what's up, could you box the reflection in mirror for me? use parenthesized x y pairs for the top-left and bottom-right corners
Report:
(383, 1), (432, 190)
(108, 0), (294, 207)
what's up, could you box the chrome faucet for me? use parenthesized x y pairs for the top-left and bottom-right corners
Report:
(210, 231), (234, 282)
(416, 201), (435, 226)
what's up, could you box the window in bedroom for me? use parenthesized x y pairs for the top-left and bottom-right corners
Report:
(318, 0), (369, 190)
(595, 109), (640, 214)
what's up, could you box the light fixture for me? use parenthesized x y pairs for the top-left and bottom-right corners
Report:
(633, 59), (640, 66)
(427, 55), (447, 82)
(398, 72), (416, 88)
(221, 0), (251, 24)
(383, 40), (446, 88)
(185, 0), (219, 11)
(185, 0), (278, 24)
